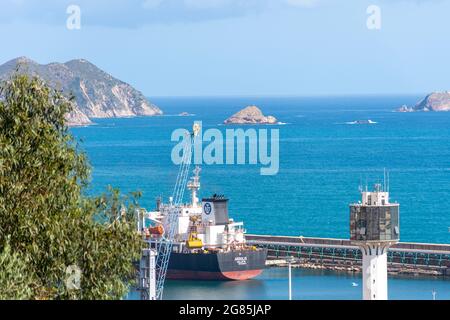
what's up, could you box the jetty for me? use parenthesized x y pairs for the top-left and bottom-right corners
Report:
(247, 235), (450, 277)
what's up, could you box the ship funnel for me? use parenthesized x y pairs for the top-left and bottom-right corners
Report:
(201, 194), (229, 225)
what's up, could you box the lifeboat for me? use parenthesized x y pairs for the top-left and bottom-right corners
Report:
(148, 225), (164, 236)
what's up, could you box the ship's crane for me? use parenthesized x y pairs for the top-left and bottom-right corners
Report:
(154, 122), (200, 300)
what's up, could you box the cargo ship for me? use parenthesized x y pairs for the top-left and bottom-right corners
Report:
(141, 167), (267, 281)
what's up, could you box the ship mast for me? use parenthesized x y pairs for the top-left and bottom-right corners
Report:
(187, 166), (201, 208)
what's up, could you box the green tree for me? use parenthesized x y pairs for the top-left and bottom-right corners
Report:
(0, 73), (143, 299)
(0, 240), (37, 300)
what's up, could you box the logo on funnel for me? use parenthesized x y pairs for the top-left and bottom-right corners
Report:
(204, 203), (212, 215)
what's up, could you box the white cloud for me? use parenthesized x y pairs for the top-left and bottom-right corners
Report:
(0, 0), (324, 27)
(142, 0), (164, 9)
(184, 0), (232, 9)
(285, 0), (319, 8)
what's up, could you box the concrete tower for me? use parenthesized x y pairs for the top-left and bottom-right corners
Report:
(139, 248), (156, 300)
(350, 183), (400, 300)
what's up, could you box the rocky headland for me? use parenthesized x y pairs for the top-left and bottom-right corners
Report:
(397, 92), (450, 112)
(0, 57), (163, 126)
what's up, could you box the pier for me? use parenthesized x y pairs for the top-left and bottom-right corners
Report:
(247, 235), (450, 277)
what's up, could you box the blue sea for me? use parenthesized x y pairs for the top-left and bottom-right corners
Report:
(71, 95), (450, 299)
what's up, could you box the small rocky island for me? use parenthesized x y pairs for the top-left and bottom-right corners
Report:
(224, 106), (278, 125)
(397, 92), (450, 112)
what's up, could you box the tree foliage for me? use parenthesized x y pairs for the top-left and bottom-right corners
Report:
(0, 73), (143, 299)
(0, 240), (37, 300)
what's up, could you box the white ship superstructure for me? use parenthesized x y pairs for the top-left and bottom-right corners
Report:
(142, 166), (249, 253)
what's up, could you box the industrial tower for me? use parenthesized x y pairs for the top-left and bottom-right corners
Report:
(350, 183), (400, 300)
(139, 248), (156, 300)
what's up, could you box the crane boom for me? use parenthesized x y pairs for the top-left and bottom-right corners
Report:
(154, 123), (200, 300)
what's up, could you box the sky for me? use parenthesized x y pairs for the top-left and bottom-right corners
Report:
(0, 0), (450, 96)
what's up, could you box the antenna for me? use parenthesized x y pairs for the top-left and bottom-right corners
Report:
(383, 168), (386, 192)
(387, 170), (390, 193)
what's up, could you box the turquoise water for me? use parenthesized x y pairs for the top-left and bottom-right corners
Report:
(72, 95), (450, 244)
(71, 96), (450, 299)
(128, 268), (449, 300)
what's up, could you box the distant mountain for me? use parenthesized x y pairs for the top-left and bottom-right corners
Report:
(0, 57), (162, 126)
(397, 92), (450, 112)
